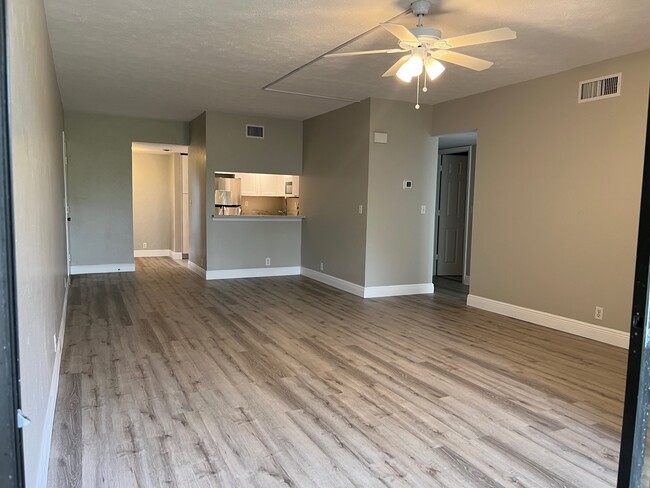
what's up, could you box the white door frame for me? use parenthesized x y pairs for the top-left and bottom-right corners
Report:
(62, 131), (71, 278)
(435, 145), (475, 285)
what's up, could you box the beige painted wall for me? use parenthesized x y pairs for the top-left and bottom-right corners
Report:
(206, 111), (302, 174)
(431, 49), (650, 332)
(189, 113), (207, 269)
(301, 100), (371, 285)
(8, 0), (67, 485)
(366, 99), (438, 287)
(65, 112), (187, 267)
(132, 152), (174, 251)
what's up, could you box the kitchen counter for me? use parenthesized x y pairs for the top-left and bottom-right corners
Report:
(211, 215), (304, 222)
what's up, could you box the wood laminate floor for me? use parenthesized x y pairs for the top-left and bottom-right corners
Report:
(49, 257), (628, 487)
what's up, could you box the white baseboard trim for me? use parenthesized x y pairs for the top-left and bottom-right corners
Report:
(170, 251), (183, 260)
(187, 260), (206, 278)
(70, 263), (135, 275)
(301, 267), (365, 297)
(467, 294), (629, 349)
(206, 266), (301, 280)
(36, 278), (68, 488)
(364, 283), (434, 298)
(134, 249), (170, 257)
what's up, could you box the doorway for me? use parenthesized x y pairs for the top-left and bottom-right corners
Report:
(130, 143), (188, 261)
(433, 131), (476, 298)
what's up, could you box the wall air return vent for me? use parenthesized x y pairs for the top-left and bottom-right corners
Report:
(578, 73), (621, 103)
(246, 125), (264, 139)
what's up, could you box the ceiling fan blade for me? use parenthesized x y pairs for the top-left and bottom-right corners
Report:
(382, 55), (411, 77)
(431, 50), (493, 71)
(324, 48), (408, 58)
(380, 23), (419, 43)
(434, 27), (516, 49)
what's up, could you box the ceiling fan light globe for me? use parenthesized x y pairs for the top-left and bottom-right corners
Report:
(396, 55), (423, 83)
(425, 59), (445, 80)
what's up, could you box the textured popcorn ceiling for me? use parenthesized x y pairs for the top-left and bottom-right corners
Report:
(44, 0), (650, 121)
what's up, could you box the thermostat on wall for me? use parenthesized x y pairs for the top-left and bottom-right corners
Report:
(403, 180), (413, 189)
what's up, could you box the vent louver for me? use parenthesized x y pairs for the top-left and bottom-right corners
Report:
(578, 73), (621, 103)
(246, 125), (264, 139)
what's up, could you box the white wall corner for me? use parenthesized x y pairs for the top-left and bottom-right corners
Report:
(187, 260), (206, 278)
(467, 294), (629, 349)
(36, 283), (68, 488)
(134, 249), (171, 258)
(300, 267), (365, 297)
(364, 283), (434, 298)
(206, 267), (301, 280)
(70, 263), (135, 275)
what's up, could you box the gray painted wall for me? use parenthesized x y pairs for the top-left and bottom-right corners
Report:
(65, 112), (187, 266)
(365, 99), (438, 287)
(132, 152), (174, 251)
(208, 221), (301, 270)
(206, 111), (302, 174)
(301, 100), (370, 286)
(189, 113), (207, 269)
(202, 111), (303, 272)
(8, 0), (67, 485)
(431, 49), (650, 332)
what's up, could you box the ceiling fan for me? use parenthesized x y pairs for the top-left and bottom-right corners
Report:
(324, 0), (517, 108)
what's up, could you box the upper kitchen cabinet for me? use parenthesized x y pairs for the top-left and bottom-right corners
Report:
(260, 174), (285, 196)
(236, 172), (260, 196)
(236, 173), (298, 197)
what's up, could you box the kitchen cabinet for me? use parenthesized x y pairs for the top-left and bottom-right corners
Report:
(236, 172), (299, 197)
(260, 174), (285, 196)
(236, 173), (260, 196)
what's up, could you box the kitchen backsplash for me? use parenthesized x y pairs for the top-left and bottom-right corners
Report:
(242, 196), (286, 216)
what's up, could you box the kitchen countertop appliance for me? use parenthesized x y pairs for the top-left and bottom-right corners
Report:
(215, 177), (242, 215)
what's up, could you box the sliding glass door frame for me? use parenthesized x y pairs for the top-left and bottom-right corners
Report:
(617, 87), (650, 487)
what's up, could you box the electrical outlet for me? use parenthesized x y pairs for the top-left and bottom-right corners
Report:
(245, 201), (249, 207)
(421, 205), (426, 214)
(358, 205), (363, 214)
(265, 258), (271, 266)
(595, 306), (604, 320)
(143, 242), (148, 249)
(320, 262), (324, 271)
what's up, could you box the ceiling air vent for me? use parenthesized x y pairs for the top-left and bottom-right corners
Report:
(578, 73), (621, 103)
(246, 125), (264, 139)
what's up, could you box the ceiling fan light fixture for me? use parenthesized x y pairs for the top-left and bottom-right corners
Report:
(425, 58), (445, 80)
(396, 54), (424, 83)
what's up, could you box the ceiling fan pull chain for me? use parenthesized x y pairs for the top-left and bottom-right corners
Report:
(415, 75), (421, 109)
(423, 71), (428, 93)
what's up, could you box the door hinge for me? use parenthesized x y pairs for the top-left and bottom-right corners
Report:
(17, 409), (31, 428)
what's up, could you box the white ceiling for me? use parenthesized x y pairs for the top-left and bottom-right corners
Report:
(44, 0), (650, 121)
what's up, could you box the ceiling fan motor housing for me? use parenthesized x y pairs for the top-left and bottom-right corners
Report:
(410, 0), (432, 16)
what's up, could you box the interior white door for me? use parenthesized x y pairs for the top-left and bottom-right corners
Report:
(436, 154), (468, 276)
